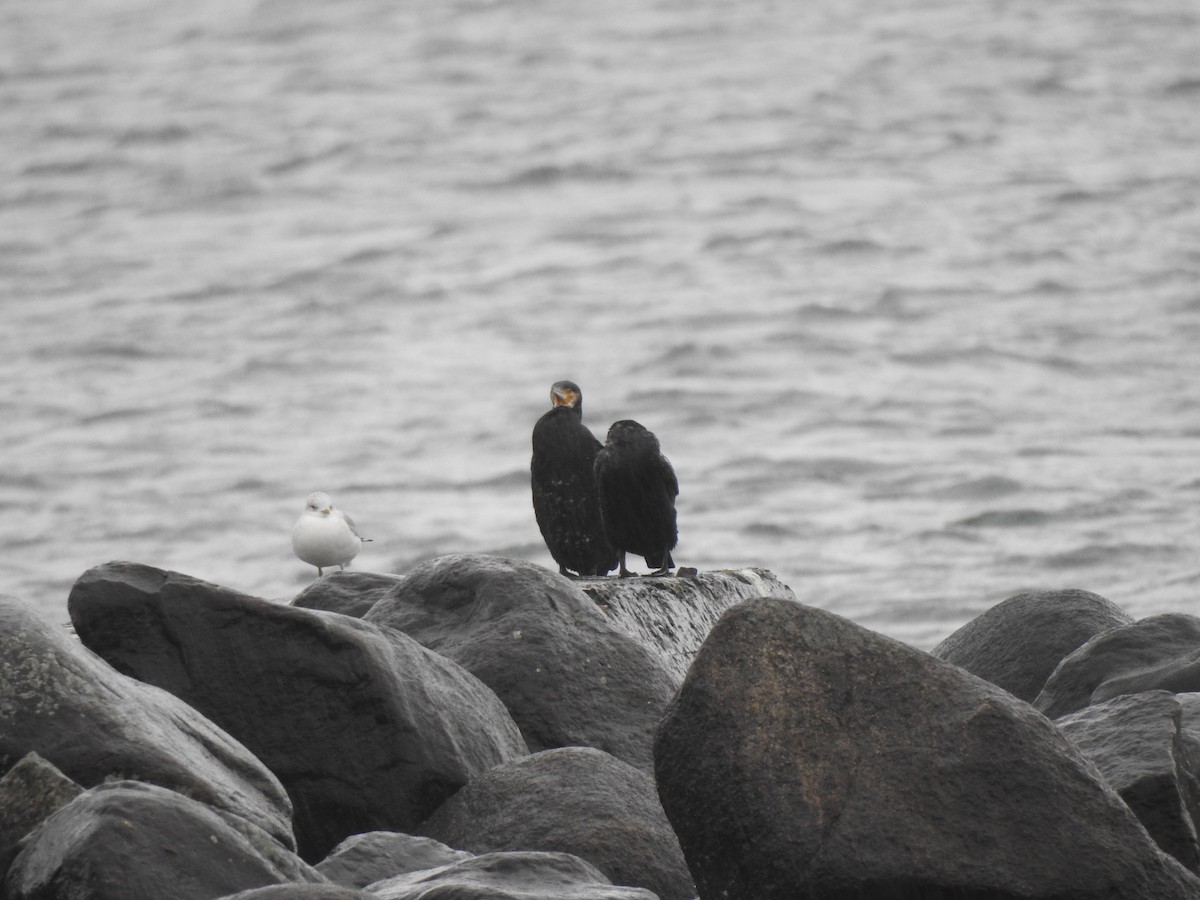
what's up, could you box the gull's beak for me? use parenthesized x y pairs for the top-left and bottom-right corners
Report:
(320, 506), (332, 515)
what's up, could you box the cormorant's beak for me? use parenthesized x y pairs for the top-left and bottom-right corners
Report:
(551, 386), (576, 407)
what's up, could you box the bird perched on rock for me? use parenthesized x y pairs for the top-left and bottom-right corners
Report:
(531, 380), (619, 578)
(291, 491), (370, 577)
(594, 419), (678, 577)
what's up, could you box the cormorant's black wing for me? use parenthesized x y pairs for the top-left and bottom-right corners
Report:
(531, 409), (618, 576)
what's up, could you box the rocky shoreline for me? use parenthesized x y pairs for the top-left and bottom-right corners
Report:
(3, 556), (1200, 898)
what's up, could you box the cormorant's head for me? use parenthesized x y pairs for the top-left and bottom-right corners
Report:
(605, 419), (652, 447)
(550, 380), (582, 410)
(305, 491), (334, 516)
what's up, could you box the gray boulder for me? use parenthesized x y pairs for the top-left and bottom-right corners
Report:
(368, 851), (658, 900)
(4, 781), (323, 900)
(220, 886), (376, 900)
(655, 596), (1200, 899)
(1056, 690), (1200, 873)
(292, 572), (404, 618)
(0, 753), (82, 880)
(417, 746), (693, 900)
(933, 588), (1133, 701)
(364, 554), (679, 771)
(0, 593), (295, 849)
(67, 562), (528, 862)
(316, 832), (471, 888)
(1035, 613), (1200, 718)
(579, 567), (796, 681)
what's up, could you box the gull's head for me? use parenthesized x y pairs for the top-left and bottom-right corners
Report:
(305, 491), (334, 516)
(550, 380), (582, 410)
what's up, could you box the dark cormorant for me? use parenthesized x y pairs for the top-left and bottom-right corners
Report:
(594, 419), (678, 577)
(531, 381), (620, 578)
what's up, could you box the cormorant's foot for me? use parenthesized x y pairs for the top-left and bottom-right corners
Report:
(648, 567), (674, 577)
(618, 565), (637, 578)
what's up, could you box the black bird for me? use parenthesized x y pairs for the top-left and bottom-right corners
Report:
(594, 419), (678, 577)
(531, 381), (620, 578)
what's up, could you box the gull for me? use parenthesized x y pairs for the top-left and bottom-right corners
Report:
(291, 491), (370, 576)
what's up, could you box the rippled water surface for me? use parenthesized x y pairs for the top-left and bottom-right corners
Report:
(3, 0), (1199, 648)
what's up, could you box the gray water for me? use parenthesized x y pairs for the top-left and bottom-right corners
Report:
(3, 0), (1199, 649)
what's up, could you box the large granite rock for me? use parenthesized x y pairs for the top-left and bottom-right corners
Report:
(220, 887), (376, 900)
(417, 746), (693, 900)
(1056, 691), (1200, 873)
(364, 554), (679, 771)
(579, 567), (796, 681)
(932, 588), (1133, 702)
(655, 596), (1200, 900)
(316, 832), (471, 888)
(368, 851), (658, 900)
(1036, 613), (1200, 718)
(4, 781), (323, 900)
(292, 572), (403, 618)
(67, 562), (529, 862)
(0, 753), (82, 881)
(0, 593), (296, 849)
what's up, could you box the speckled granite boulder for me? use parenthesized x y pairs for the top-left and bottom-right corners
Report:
(68, 562), (528, 862)
(0, 593), (296, 850)
(368, 851), (658, 900)
(1035, 614), (1200, 718)
(365, 554), (679, 771)
(932, 588), (1133, 701)
(316, 832), (470, 888)
(1056, 690), (1200, 873)
(579, 567), (796, 681)
(5, 781), (323, 900)
(655, 596), (1200, 899)
(417, 747), (693, 900)
(291, 571), (404, 618)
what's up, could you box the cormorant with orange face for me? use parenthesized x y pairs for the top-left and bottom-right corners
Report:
(531, 381), (619, 577)
(594, 419), (678, 577)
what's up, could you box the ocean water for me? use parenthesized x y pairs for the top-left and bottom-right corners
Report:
(3, 0), (1199, 649)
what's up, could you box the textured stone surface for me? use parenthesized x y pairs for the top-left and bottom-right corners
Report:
(0, 593), (295, 850)
(369, 851), (658, 900)
(579, 567), (796, 681)
(418, 747), (693, 900)
(5, 781), (323, 900)
(932, 588), (1133, 702)
(655, 596), (1200, 900)
(68, 562), (528, 862)
(1056, 691), (1200, 873)
(291, 571), (404, 618)
(0, 753), (83, 881)
(1036, 614), (1200, 718)
(315, 832), (471, 888)
(365, 554), (678, 771)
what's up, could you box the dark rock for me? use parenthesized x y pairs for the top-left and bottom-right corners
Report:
(417, 746), (693, 900)
(0, 593), (296, 850)
(0, 753), (82, 881)
(4, 781), (323, 900)
(579, 567), (796, 681)
(1177, 694), (1200, 778)
(316, 832), (471, 888)
(655, 596), (1200, 900)
(1056, 691), (1200, 873)
(932, 588), (1133, 701)
(364, 554), (679, 771)
(1035, 613), (1200, 718)
(367, 851), (658, 900)
(291, 572), (403, 618)
(67, 562), (528, 862)
(220, 886), (377, 900)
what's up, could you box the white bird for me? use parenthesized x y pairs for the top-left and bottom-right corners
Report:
(291, 491), (370, 577)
